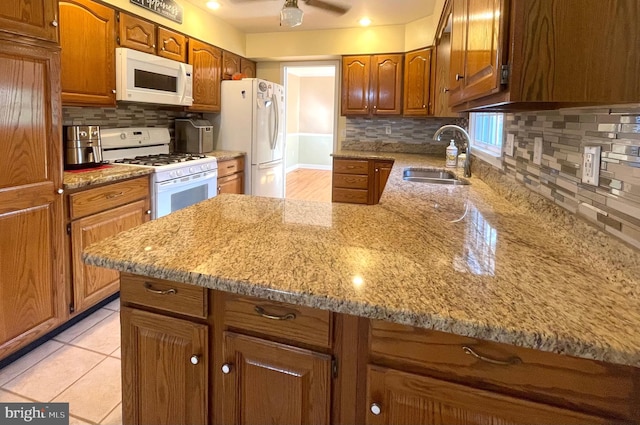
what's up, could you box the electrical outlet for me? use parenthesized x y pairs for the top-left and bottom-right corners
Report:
(505, 133), (515, 156)
(385, 125), (391, 135)
(582, 146), (602, 186)
(533, 137), (543, 165)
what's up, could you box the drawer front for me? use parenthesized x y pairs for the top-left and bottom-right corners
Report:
(369, 320), (640, 421)
(223, 293), (332, 349)
(333, 173), (369, 189)
(217, 156), (245, 178)
(332, 188), (369, 204)
(120, 274), (207, 319)
(69, 177), (149, 219)
(333, 159), (369, 175)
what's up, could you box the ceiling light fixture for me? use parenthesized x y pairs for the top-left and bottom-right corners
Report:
(206, 0), (220, 10)
(280, 0), (304, 27)
(359, 17), (371, 27)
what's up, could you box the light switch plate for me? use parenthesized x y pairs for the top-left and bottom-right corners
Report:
(505, 134), (515, 156)
(533, 137), (543, 165)
(582, 146), (601, 186)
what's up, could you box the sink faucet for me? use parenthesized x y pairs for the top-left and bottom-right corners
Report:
(433, 125), (472, 178)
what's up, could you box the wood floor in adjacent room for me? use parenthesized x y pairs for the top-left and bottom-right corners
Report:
(286, 168), (332, 203)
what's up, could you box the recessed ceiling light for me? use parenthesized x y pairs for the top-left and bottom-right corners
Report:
(359, 17), (372, 27)
(206, 1), (220, 10)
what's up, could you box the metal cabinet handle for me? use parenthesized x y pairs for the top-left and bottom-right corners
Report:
(57, 188), (64, 194)
(422, 104), (426, 108)
(105, 191), (124, 199)
(221, 364), (232, 374)
(146, 210), (151, 215)
(217, 186), (222, 194)
(373, 105), (377, 109)
(112, 89), (117, 94)
(370, 403), (381, 415)
(254, 305), (296, 321)
(462, 346), (522, 366)
(190, 355), (200, 365)
(443, 88), (450, 93)
(143, 282), (177, 295)
(455, 73), (464, 81)
(51, 20), (58, 27)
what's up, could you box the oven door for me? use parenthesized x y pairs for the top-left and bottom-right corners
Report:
(153, 170), (217, 219)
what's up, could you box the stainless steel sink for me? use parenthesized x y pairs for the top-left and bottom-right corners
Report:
(402, 168), (470, 185)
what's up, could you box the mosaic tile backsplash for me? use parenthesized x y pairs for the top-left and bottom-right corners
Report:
(488, 106), (640, 250)
(342, 116), (468, 154)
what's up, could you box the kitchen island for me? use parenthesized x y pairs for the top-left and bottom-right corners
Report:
(83, 152), (640, 423)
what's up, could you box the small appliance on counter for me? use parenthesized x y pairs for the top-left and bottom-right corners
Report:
(175, 119), (214, 154)
(64, 125), (103, 170)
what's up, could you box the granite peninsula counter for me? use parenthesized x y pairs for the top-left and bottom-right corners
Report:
(83, 152), (640, 369)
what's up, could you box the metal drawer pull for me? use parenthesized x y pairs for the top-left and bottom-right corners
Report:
(143, 282), (177, 295)
(190, 355), (199, 365)
(254, 305), (296, 321)
(106, 191), (124, 199)
(462, 346), (522, 366)
(370, 403), (381, 415)
(221, 363), (232, 374)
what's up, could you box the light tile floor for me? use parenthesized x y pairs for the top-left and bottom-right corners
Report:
(0, 298), (123, 425)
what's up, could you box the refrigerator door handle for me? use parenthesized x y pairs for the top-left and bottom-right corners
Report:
(258, 160), (282, 170)
(271, 95), (279, 150)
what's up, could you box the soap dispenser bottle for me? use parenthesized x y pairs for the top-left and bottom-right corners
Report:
(446, 140), (458, 168)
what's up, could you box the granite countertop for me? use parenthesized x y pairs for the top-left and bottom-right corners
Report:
(207, 150), (245, 161)
(83, 152), (640, 367)
(63, 164), (153, 190)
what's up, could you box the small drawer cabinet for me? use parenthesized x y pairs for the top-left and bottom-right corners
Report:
(217, 155), (245, 195)
(332, 157), (394, 205)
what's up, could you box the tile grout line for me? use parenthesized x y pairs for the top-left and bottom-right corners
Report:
(98, 402), (122, 425)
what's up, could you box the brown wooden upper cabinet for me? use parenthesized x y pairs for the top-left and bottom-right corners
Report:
(1, 0), (59, 42)
(342, 54), (403, 116)
(222, 50), (241, 80)
(188, 39), (222, 112)
(446, 0), (640, 111)
(240, 58), (256, 78)
(118, 12), (188, 62)
(403, 47), (432, 117)
(59, 0), (116, 106)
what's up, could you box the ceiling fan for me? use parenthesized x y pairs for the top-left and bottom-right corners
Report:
(232, 0), (351, 27)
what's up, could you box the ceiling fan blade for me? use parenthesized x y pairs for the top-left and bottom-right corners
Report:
(303, 0), (350, 15)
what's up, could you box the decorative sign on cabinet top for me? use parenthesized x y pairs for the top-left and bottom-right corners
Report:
(130, 0), (183, 24)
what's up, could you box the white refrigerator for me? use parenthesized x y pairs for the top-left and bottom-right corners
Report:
(217, 78), (285, 198)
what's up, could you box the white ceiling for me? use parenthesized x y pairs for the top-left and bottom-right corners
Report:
(184, 0), (437, 34)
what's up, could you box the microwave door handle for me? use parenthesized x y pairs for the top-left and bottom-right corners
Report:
(179, 63), (188, 104)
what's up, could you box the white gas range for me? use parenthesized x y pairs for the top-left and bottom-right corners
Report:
(100, 127), (218, 219)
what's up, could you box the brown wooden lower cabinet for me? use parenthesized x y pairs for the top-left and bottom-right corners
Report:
(119, 275), (640, 425)
(217, 156), (245, 195)
(221, 332), (331, 425)
(332, 157), (394, 205)
(366, 365), (609, 425)
(121, 307), (208, 425)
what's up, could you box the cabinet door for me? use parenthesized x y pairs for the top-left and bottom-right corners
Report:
(121, 307), (208, 425)
(373, 161), (393, 204)
(0, 41), (64, 359)
(218, 173), (244, 195)
(448, 0), (467, 103)
(370, 54), (403, 115)
(221, 332), (331, 425)
(70, 199), (149, 314)
(433, 33), (458, 117)
(240, 58), (256, 78)
(118, 12), (156, 55)
(188, 39), (222, 112)
(0, 0), (59, 42)
(222, 51), (241, 80)
(403, 48), (432, 116)
(59, 0), (116, 106)
(341, 55), (371, 115)
(366, 366), (610, 425)
(158, 27), (187, 62)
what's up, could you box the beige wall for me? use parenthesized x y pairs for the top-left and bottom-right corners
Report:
(100, 0), (246, 55)
(299, 77), (335, 134)
(286, 74), (301, 133)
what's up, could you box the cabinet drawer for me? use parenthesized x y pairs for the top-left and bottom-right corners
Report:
(333, 173), (369, 189)
(332, 188), (369, 204)
(223, 293), (332, 349)
(217, 156), (245, 178)
(69, 177), (149, 219)
(369, 320), (640, 421)
(333, 159), (369, 175)
(120, 274), (207, 319)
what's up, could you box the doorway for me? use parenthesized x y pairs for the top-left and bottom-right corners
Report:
(282, 61), (339, 202)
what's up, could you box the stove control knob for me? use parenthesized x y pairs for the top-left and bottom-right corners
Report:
(189, 167), (196, 173)
(120, 132), (126, 140)
(176, 170), (183, 176)
(202, 164), (209, 171)
(169, 171), (176, 178)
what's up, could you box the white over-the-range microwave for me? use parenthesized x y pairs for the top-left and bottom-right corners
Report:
(115, 47), (193, 106)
